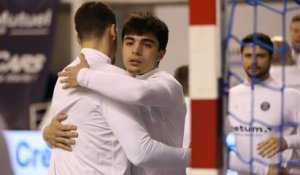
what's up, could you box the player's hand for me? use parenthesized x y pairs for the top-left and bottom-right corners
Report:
(267, 166), (288, 175)
(58, 53), (89, 89)
(43, 113), (78, 151)
(257, 137), (287, 158)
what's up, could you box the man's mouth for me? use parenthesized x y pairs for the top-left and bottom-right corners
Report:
(248, 67), (260, 73)
(129, 59), (141, 66)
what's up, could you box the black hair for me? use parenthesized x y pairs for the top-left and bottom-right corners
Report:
(291, 13), (300, 25)
(240, 33), (273, 56)
(121, 12), (169, 51)
(74, 1), (116, 41)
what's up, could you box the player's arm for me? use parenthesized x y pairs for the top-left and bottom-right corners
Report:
(275, 91), (300, 151)
(284, 130), (300, 149)
(42, 113), (78, 151)
(103, 98), (190, 169)
(284, 108), (300, 150)
(59, 54), (184, 107)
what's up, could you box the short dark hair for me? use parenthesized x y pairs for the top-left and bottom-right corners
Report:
(174, 65), (189, 96)
(74, 1), (116, 41)
(240, 33), (273, 56)
(291, 13), (300, 25)
(121, 12), (169, 51)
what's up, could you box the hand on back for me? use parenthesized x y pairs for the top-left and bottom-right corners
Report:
(43, 113), (78, 151)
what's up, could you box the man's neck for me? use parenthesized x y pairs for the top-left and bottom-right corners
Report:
(81, 40), (112, 59)
(128, 67), (158, 78)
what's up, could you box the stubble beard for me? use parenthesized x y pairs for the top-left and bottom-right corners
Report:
(246, 66), (270, 81)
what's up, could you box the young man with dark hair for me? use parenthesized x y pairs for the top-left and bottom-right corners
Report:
(54, 12), (188, 175)
(228, 33), (300, 175)
(44, 3), (189, 175)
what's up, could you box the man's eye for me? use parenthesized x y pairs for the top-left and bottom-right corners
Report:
(244, 54), (252, 58)
(144, 43), (152, 47)
(257, 54), (267, 58)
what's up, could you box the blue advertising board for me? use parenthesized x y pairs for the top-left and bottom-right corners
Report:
(3, 130), (51, 175)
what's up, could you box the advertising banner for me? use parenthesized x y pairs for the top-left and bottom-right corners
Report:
(0, 0), (58, 129)
(3, 130), (51, 175)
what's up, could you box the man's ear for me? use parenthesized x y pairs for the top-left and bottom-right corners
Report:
(76, 33), (81, 45)
(110, 24), (117, 41)
(158, 50), (166, 61)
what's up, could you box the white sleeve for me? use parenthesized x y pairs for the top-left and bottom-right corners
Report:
(103, 98), (190, 169)
(285, 91), (300, 149)
(285, 128), (300, 149)
(77, 68), (184, 107)
(229, 151), (269, 175)
(285, 112), (300, 149)
(182, 98), (191, 148)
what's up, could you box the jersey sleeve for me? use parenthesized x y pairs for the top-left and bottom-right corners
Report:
(102, 97), (190, 169)
(284, 122), (300, 149)
(285, 90), (300, 149)
(77, 68), (184, 107)
(229, 151), (269, 175)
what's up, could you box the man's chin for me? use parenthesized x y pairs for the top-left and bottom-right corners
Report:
(246, 72), (259, 79)
(127, 68), (141, 75)
(247, 71), (259, 77)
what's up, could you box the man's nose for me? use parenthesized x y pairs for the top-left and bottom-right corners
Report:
(132, 44), (142, 55)
(250, 57), (258, 64)
(251, 59), (258, 67)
